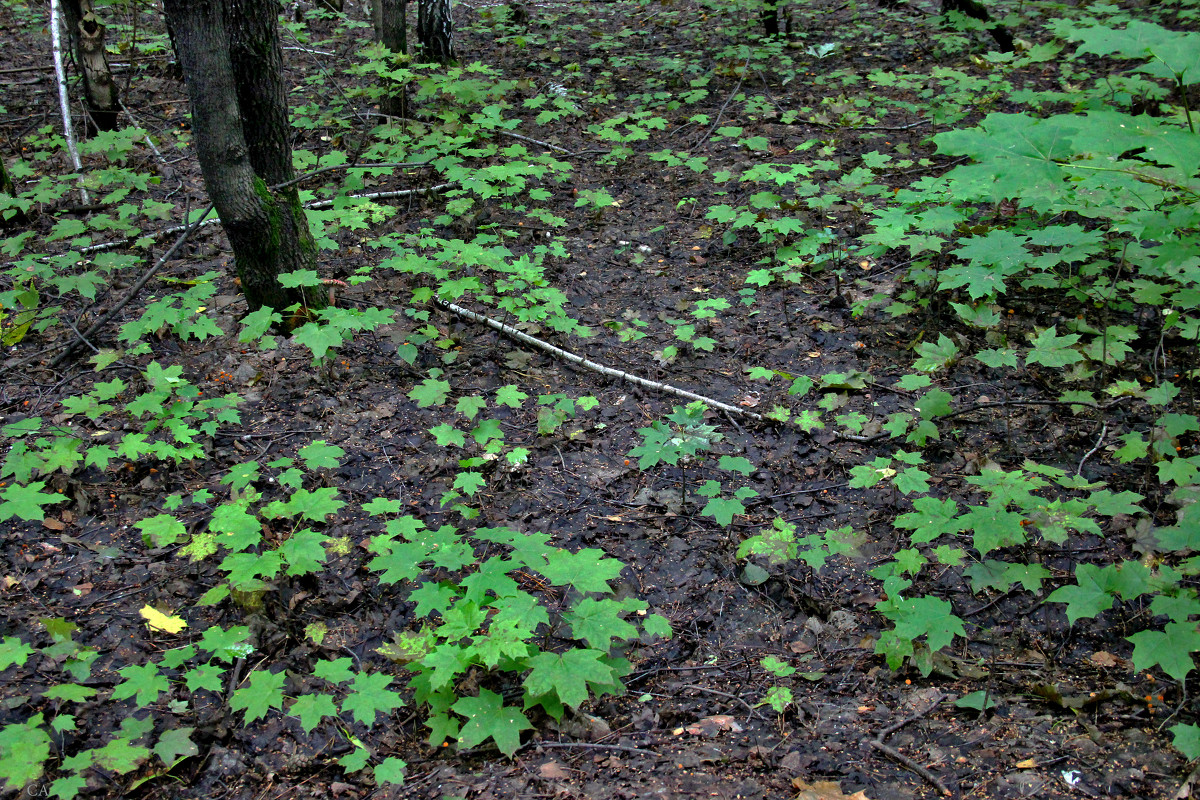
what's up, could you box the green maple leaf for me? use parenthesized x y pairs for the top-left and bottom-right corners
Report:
(50, 773), (86, 799)
(628, 425), (676, 469)
(314, 657), (356, 685)
(495, 385), (527, 408)
(963, 506), (1026, 555)
(453, 689), (532, 756)
(263, 487), (345, 522)
(362, 497), (402, 516)
(429, 423), (465, 447)
(524, 648), (617, 710)
(1129, 621), (1200, 682)
(92, 737), (150, 774)
(343, 671), (404, 726)
(209, 501), (262, 551)
(369, 541), (431, 585)
(455, 395), (488, 419)
(564, 598), (639, 650)
(410, 581), (460, 617)
(467, 619), (532, 668)
(0, 714), (50, 791)
(539, 548), (624, 593)
(459, 558), (520, 604)
(292, 321), (346, 363)
(230, 669), (287, 723)
(1046, 563), (1118, 625)
(1172, 724), (1200, 761)
(280, 529), (328, 575)
(1025, 327), (1083, 368)
(894, 497), (961, 543)
(298, 440), (345, 470)
(290, 693), (338, 733)
(423, 645), (469, 692)
(701, 496), (745, 526)
(410, 377), (451, 408)
(183, 663), (225, 693)
(112, 663), (169, 707)
(470, 417), (504, 448)
(375, 756), (407, 786)
(453, 471), (486, 497)
(198, 625), (252, 661)
(0, 481), (65, 522)
(912, 334), (959, 373)
(0, 636), (33, 670)
(890, 596), (965, 653)
(137, 513), (185, 547)
(153, 727), (198, 765)
(42, 684), (97, 702)
(894, 467), (931, 496)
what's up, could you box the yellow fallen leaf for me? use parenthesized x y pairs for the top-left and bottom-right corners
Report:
(140, 605), (187, 634)
(1015, 758), (1037, 769)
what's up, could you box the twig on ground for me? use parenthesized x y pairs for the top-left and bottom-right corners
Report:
(691, 74), (744, 148)
(269, 159), (433, 192)
(878, 692), (944, 739)
(52, 202), (214, 366)
(304, 182), (457, 209)
(435, 298), (768, 424)
(871, 692), (952, 796)
(1077, 422), (1108, 476)
(868, 739), (952, 796)
(497, 129), (573, 155)
(680, 684), (765, 721)
(526, 741), (661, 757)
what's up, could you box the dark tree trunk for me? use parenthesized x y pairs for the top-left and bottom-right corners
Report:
(61, 0), (120, 132)
(760, 0), (780, 37)
(377, 0), (409, 118)
(417, 0), (454, 64)
(162, 0), (325, 319)
(941, 0), (1014, 52)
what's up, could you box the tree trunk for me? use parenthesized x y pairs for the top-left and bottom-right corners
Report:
(162, 0), (325, 319)
(941, 0), (1014, 52)
(760, 0), (780, 38)
(377, 0), (409, 118)
(61, 0), (120, 132)
(417, 0), (454, 64)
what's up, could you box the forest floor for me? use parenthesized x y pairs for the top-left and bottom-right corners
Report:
(0, 0), (1193, 798)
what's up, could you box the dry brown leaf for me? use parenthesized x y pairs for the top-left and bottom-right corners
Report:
(538, 761), (569, 780)
(42, 517), (65, 531)
(792, 778), (870, 800)
(1090, 651), (1121, 668)
(686, 714), (743, 736)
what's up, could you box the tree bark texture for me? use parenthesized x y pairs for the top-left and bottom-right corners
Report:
(377, 0), (409, 118)
(161, 0), (324, 318)
(417, 0), (454, 64)
(61, 0), (120, 132)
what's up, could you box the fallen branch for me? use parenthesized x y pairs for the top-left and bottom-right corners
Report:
(867, 739), (952, 797)
(435, 298), (768, 423)
(870, 692), (952, 797)
(51, 202), (214, 366)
